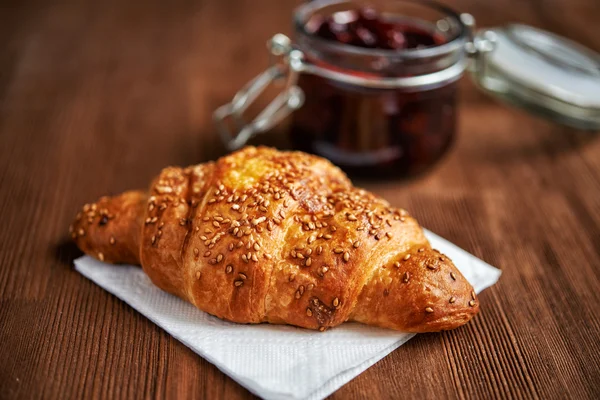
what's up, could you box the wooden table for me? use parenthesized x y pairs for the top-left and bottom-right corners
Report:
(1, 0), (599, 398)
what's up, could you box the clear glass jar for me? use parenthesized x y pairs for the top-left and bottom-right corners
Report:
(214, 1), (600, 179)
(289, 0), (467, 178)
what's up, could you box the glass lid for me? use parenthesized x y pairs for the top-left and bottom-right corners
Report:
(470, 24), (600, 130)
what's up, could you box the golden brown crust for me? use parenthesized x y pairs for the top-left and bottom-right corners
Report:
(71, 146), (479, 332)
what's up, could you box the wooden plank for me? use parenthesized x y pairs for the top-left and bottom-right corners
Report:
(0, 0), (599, 399)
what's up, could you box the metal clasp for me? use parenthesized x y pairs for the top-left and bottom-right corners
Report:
(213, 34), (305, 151)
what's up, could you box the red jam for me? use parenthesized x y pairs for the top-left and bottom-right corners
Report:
(290, 7), (457, 179)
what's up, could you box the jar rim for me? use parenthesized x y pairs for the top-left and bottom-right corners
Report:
(293, 0), (467, 60)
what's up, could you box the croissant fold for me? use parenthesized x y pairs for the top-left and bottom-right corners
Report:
(71, 146), (479, 332)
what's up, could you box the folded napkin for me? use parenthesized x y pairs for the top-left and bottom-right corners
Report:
(75, 230), (501, 400)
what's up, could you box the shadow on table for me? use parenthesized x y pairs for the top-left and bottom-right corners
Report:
(53, 238), (83, 269)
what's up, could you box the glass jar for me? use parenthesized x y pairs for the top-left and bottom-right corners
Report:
(214, 0), (600, 179)
(290, 0), (467, 178)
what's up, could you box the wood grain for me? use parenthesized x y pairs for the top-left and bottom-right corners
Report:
(1, 0), (599, 398)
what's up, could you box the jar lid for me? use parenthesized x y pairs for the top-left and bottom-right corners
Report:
(470, 24), (600, 130)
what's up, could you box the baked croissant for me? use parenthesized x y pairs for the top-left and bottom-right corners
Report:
(71, 146), (478, 332)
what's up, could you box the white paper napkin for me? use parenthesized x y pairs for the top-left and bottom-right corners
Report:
(74, 230), (501, 400)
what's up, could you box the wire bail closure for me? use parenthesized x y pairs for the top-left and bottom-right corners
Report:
(213, 34), (304, 151)
(214, 14), (494, 150)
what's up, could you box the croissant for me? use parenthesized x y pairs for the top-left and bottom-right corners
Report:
(70, 146), (479, 332)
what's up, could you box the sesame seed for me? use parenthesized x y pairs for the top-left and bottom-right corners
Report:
(251, 253), (258, 262)
(471, 291), (476, 300)
(308, 234), (316, 244)
(402, 272), (410, 283)
(426, 264), (438, 270)
(418, 248), (425, 252)
(97, 252), (104, 261)
(469, 300), (476, 307)
(289, 274), (296, 282)
(333, 298), (339, 307)
(375, 232), (383, 240)
(425, 307), (434, 313)
(78, 228), (85, 236)
(204, 251), (211, 257)
(343, 252), (350, 262)
(306, 308), (313, 317)
(403, 254), (411, 261)
(353, 241), (360, 248)
(239, 273), (247, 280)
(193, 248), (199, 256)
(151, 235), (156, 244)
(305, 257), (312, 267)
(323, 234), (332, 240)
(317, 246), (323, 255)
(226, 265), (233, 274)
(333, 248), (343, 254)
(195, 271), (201, 279)
(241, 254), (248, 263)
(347, 214), (357, 221)
(394, 261), (400, 268)
(216, 254), (223, 263)
(180, 218), (188, 226)
(449, 296), (456, 304)
(234, 280), (244, 287)
(386, 232), (392, 239)
(450, 272), (456, 281)
(213, 221), (220, 228)
(109, 236), (116, 245)
(319, 327), (326, 332)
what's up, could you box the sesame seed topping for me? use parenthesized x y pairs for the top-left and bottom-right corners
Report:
(394, 261), (400, 268)
(426, 264), (438, 270)
(97, 252), (104, 261)
(305, 257), (312, 267)
(347, 214), (357, 221)
(402, 272), (410, 283)
(239, 273), (247, 280)
(353, 240), (360, 248)
(333, 298), (339, 307)
(306, 308), (313, 317)
(450, 272), (456, 281)
(418, 248), (425, 252)
(333, 248), (343, 254)
(204, 251), (211, 257)
(193, 248), (199, 256)
(403, 254), (411, 261)
(251, 253), (258, 262)
(319, 326), (326, 332)
(449, 296), (456, 304)
(151, 235), (156, 244)
(212, 221), (220, 228)
(226, 265), (233, 274)
(234, 280), (244, 287)
(469, 300), (476, 307)
(317, 246), (323, 255)
(425, 307), (434, 313)
(471, 291), (476, 300)
(343, 252), (350, 262)
(109, 236), (116, 245)
(216, 254), (224, 263)
(323, 234), (332, 240)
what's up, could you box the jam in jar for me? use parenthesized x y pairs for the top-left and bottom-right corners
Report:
(289, 0), (468, 178)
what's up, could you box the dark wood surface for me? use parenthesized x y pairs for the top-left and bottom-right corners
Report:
(1, 0), (600, 398)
